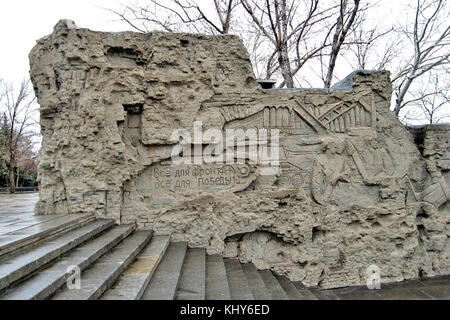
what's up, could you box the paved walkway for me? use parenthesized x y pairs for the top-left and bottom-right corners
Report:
(0, 192), (48, 235)
(0, 192), (448, 299)
(314, 276), (449, 299)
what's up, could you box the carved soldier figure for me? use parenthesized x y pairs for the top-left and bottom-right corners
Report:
(345, 138), (395, 185)
(311, 138), (351, 205)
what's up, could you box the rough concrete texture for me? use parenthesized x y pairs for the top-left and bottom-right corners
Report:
(29, 20), (449, 288)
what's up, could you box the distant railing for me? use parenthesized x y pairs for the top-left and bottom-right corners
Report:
(0, 187), (39, 193)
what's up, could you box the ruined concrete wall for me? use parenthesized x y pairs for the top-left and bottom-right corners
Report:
(409, 125), (450, 278)
(30, 20), (449, 288)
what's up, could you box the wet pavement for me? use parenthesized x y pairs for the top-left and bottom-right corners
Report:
(0, 192), (448, 299)
(0, 192), (47, 235)
(320, 275), (450, 299)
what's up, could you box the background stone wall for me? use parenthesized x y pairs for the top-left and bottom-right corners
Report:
(29, 20), (449, 288)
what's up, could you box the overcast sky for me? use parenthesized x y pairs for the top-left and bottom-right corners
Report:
(0, 0), (129, 84)
(0, 0), (410, 85)
(0, 0), (445, 150)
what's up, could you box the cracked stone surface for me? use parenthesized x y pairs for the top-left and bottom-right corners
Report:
(29, 20), (449, 289)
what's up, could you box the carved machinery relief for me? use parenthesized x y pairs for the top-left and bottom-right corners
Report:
(30, 21), (449, 288)
(218, 91), (385, 203)
(117, 79), (407, 229)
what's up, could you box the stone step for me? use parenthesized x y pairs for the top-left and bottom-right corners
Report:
(100, 235), (170, 300)
(275, 275), (303, 300)
(0, 224), (134, 300)
(141, 242), (187, 300)
(259, 270), (289, 300)
(224, 258), (254, 300)
(307, 287), (340, 300)
(0, 219), (114, 292)
(175, 248), (206, 300)
(0, 214), (95, 259)
(241, 263), (271, 300)
(205, 255), (231, 300)
(0, 215), (66, 235)
(51, 230), (152, 300)
(292, 282), (319, 300)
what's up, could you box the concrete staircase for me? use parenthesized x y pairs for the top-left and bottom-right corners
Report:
(0, 216), (323, 300)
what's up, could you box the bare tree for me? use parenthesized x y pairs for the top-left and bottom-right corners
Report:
(107, 0), (450, 127)
(346, 22), (398, 71)
(240, 0), (369, 88)
(392, 0), (450, 117)
(323, 0), (360, 88)
(108, 0), (238, 35)
(109, 0), (343, 88)
(108, 0), (370, 88)
(401, 74), (450, 124)
(0, 79), (39, 193)
(241, 0), (344, 87)
(241, 0), (295, 87)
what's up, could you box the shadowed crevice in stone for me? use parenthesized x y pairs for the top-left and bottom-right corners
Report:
(28, 19), (450, 289)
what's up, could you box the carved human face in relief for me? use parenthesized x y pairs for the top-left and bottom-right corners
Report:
(322, 138), (345, 155)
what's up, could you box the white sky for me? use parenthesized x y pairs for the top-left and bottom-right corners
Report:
(0, 0), (129, 84)
(3, 0), (444, 127)
(0, 0), (409, 85)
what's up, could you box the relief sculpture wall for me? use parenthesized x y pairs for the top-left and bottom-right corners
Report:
(29, 20), (449, 288)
